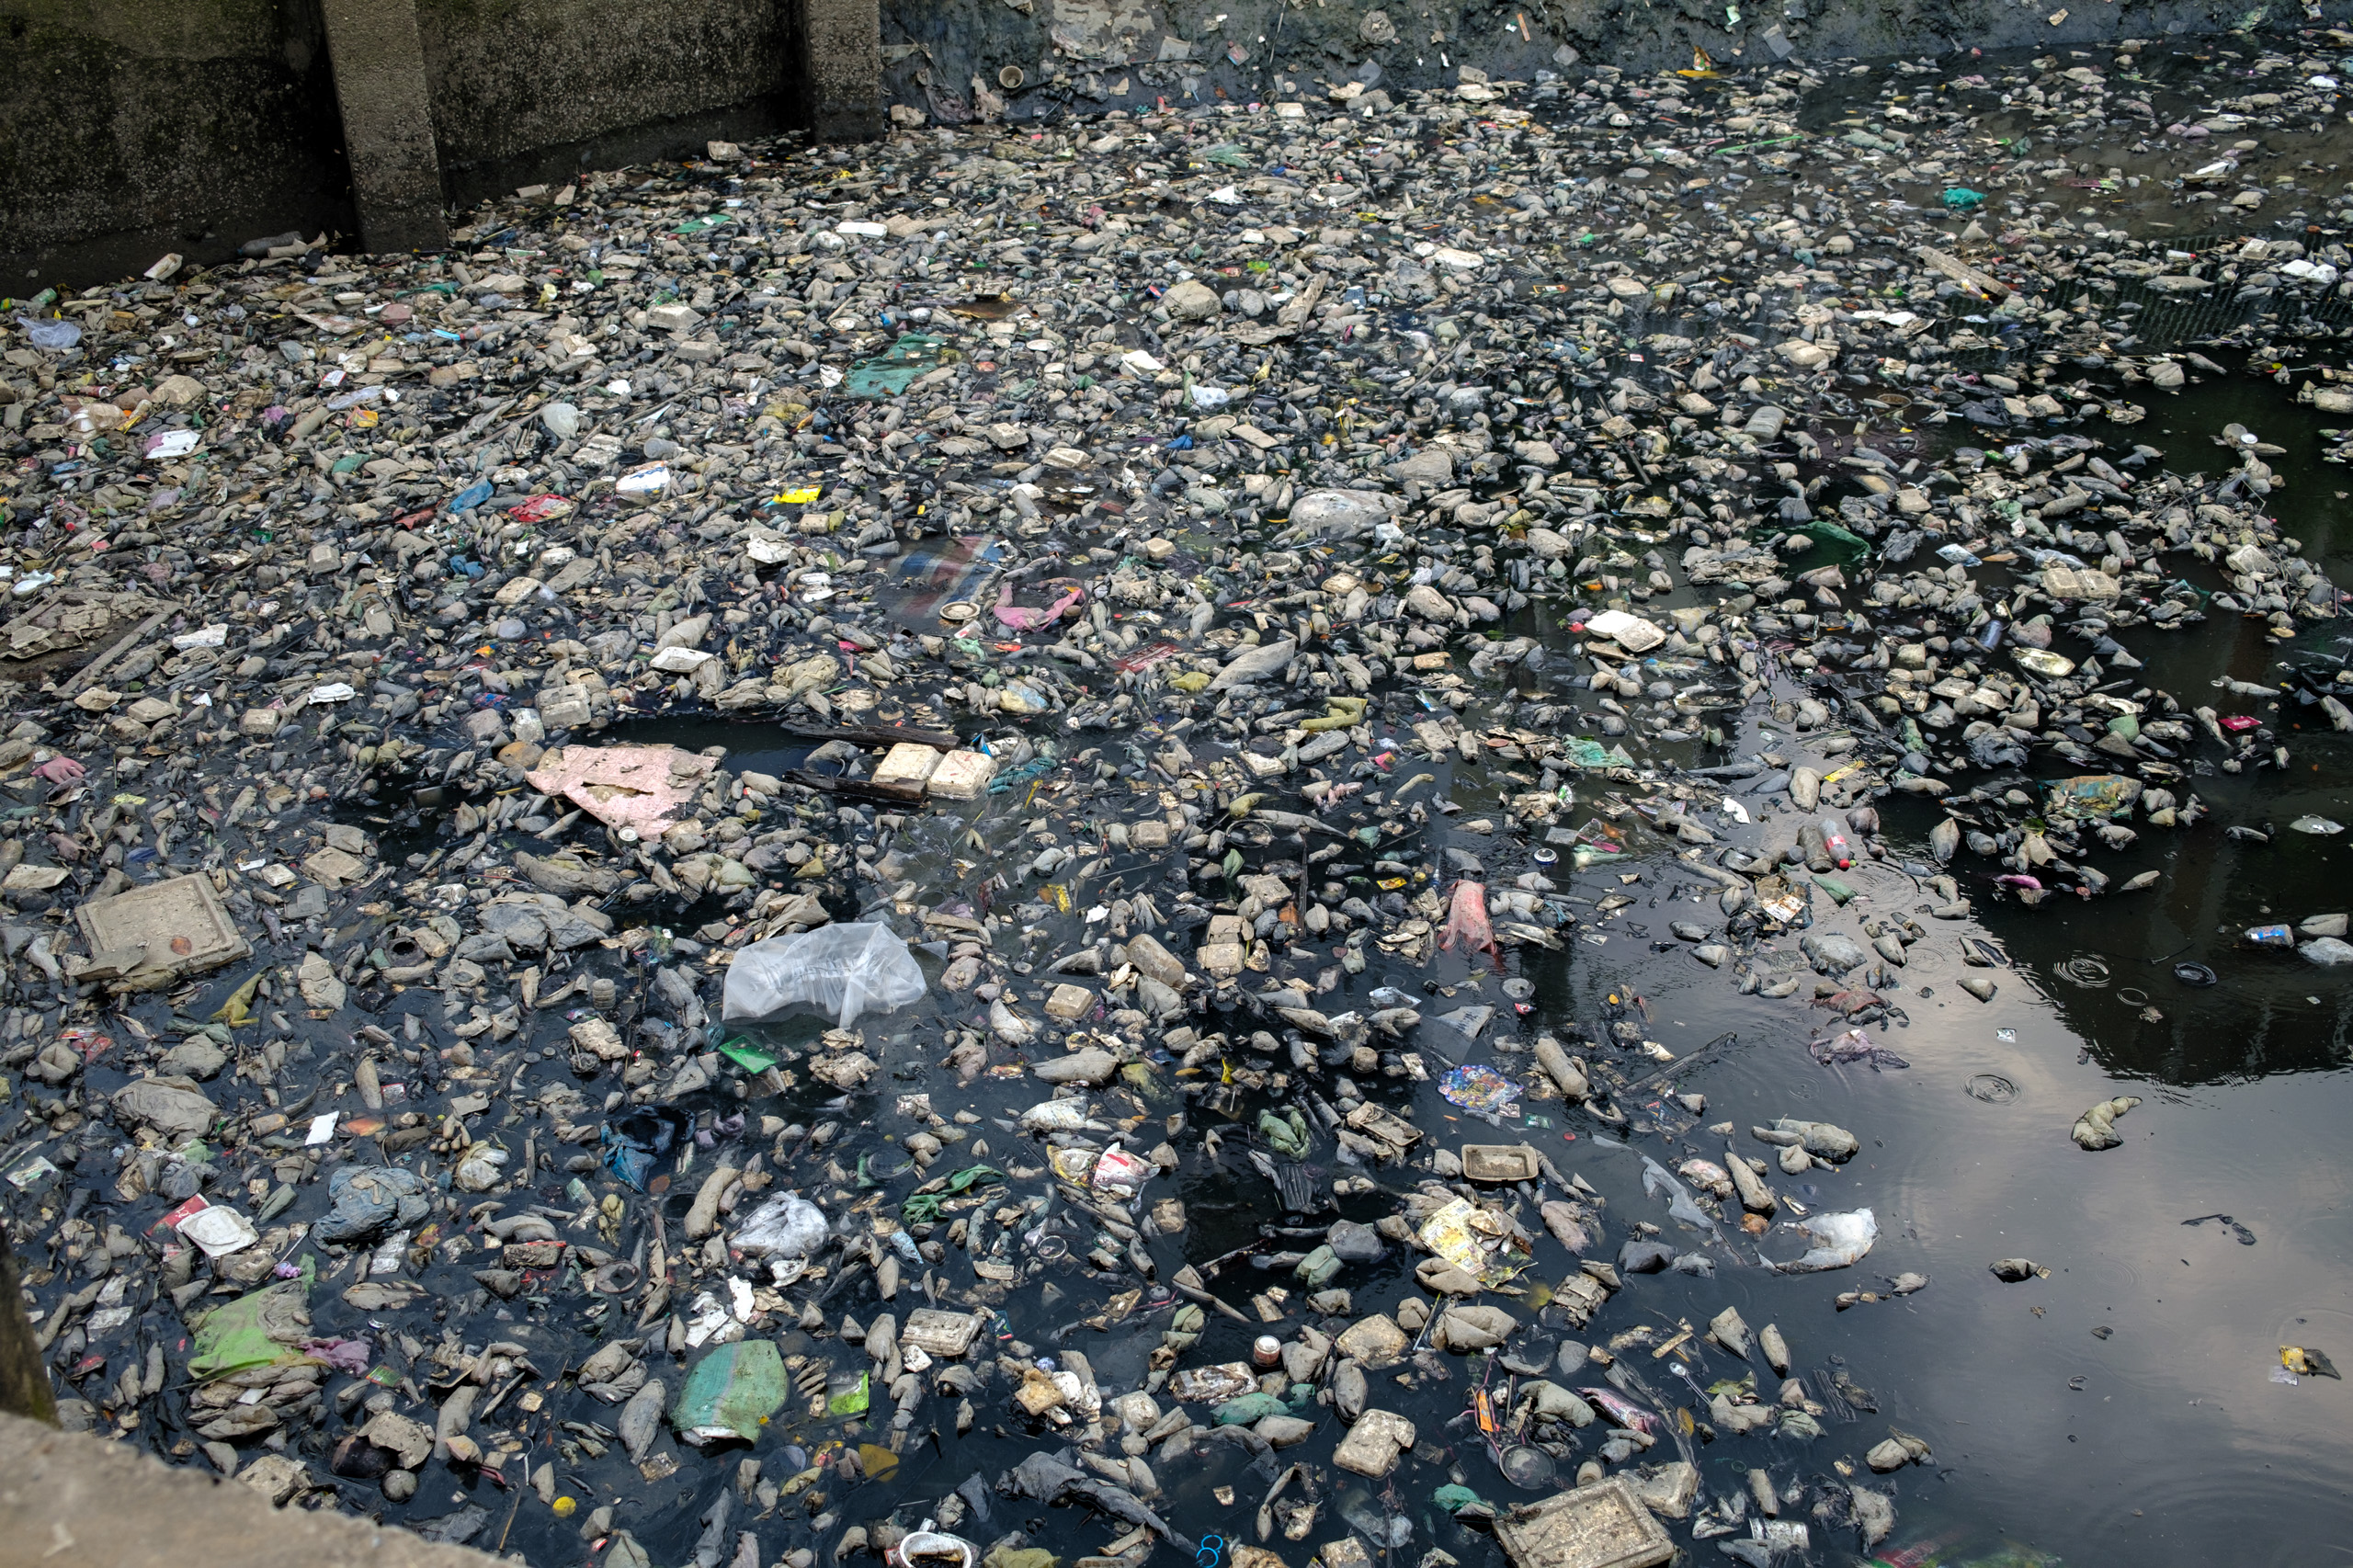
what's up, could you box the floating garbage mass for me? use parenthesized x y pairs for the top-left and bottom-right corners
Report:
(9, 29), (2353, 1568)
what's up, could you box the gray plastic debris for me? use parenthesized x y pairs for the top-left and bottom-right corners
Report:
(313, 1166), (431, 1244)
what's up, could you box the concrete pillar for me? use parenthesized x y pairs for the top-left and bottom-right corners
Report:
(789, 0), (884, 142)
(0, 1227), (54, 1426)
(317, 0), (449, 254)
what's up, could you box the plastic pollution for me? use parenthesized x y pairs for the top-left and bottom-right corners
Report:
(672, 1339), (790, 1445)
(603, 1108), (686, 1189)
(7, 45), (2353, 1553)
(889, 1530), (978, 1568)
(721, 921), (926, 1027)
(313, 1165), (429, 1244)
(188, 1275), (312, 1380)
(2300, 937), (2353, 966)
(2072, 1096), (2142, 1150)
(731, 1192), (830, 1256)
(13, 313), (81, 348)
(2245, 924), (2296, 948)
(1769, 1209), (1879, 1273)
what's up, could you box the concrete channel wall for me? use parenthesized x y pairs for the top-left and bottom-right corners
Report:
(0, 0), (852, 285)
(0, 1408), (503, 1568)
(0, 0), (2336, 289)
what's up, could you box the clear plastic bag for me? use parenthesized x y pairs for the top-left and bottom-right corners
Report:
(1770, 1208), (1878, 1273)
(720, 921), (926, 1027)
(732, 1193), (830, 1257)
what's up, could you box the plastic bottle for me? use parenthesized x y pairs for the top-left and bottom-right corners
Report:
(1820, 816), (1856, 869)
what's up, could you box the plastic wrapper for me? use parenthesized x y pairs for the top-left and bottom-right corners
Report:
(1770, 1208), (1879, 1273)
(1640, 1153), (1720, 1234)
(722, 921), (926, 1027)
(731, 1192), (830, 1257)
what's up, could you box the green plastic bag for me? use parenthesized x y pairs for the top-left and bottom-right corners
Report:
(188, 1273), (312, 1381)
(1783, 517), (1871, 571)
(827, 1369), (870, 1417)
(673, 1339), (790, 1444)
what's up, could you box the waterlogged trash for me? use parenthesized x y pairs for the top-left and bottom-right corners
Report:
(891, 1530), (979, 1568)
(2281, 1345), (2341, 1380)
(845, 333), (951, 398)
(722, 922), (926, 1026)
(2044, 775), (2141, 821)
(1769, 1210), (1879, 1273)
(1493, 1477), (1674, 1568)
(602, 1108), (685, 1189)
(313, 1165), (430, 1244)
(672, 1339), (790, 1445)
(732, 1192), (830, 1258)
(2072, 1096), (2143, 1150)
(14, 312), (82, 349)
(188, 1276), (312, 1381)
(175, 1203), (259, 1258)
(7, 38), (2352, 1563)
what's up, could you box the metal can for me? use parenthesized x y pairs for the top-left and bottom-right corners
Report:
(1252, 1335), (1283, 1370)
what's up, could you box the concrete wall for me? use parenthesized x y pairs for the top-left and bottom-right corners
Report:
(416, 0), (796, 206)
(0, 0), (809, 288)
(0, 0), (353, 290)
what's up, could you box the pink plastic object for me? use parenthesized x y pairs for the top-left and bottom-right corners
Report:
(524, 744), (719, 834)
(1437, 879), (1499, 960)
(994, 580), (1084, 631)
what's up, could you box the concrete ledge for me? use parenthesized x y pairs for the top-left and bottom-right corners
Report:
(0, 1411), (500, 1568)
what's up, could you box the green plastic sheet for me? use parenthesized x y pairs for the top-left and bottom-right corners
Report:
(672, 1339), (789, 1444)
(188, 1271), (312, 1381)
(845, 334), (950, 400)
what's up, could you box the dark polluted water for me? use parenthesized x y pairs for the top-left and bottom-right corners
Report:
(470, 360), (2353, 1568)
(41, 44), (2353, 1568)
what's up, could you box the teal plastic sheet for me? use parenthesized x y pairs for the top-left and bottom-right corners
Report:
(672, 1339), (789, 1444)
(846, 334), (950, 399)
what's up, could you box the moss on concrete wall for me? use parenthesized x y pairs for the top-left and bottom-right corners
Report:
(0, 0), (348, 276)
(416, 0), (790, 171)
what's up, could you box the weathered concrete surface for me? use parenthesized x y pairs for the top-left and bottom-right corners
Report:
(320, 0), (449, 254)
(416, 0), (796, 202)
(790, 0), (886, 140)
(0, 0), (353, 288)
(0, 1409), (501, 1568)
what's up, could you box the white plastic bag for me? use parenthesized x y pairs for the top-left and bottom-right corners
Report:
(721, 921), (926, 1027)
(732, 1192), (830, 1257)
(1770, 1208), (1878, 1273)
